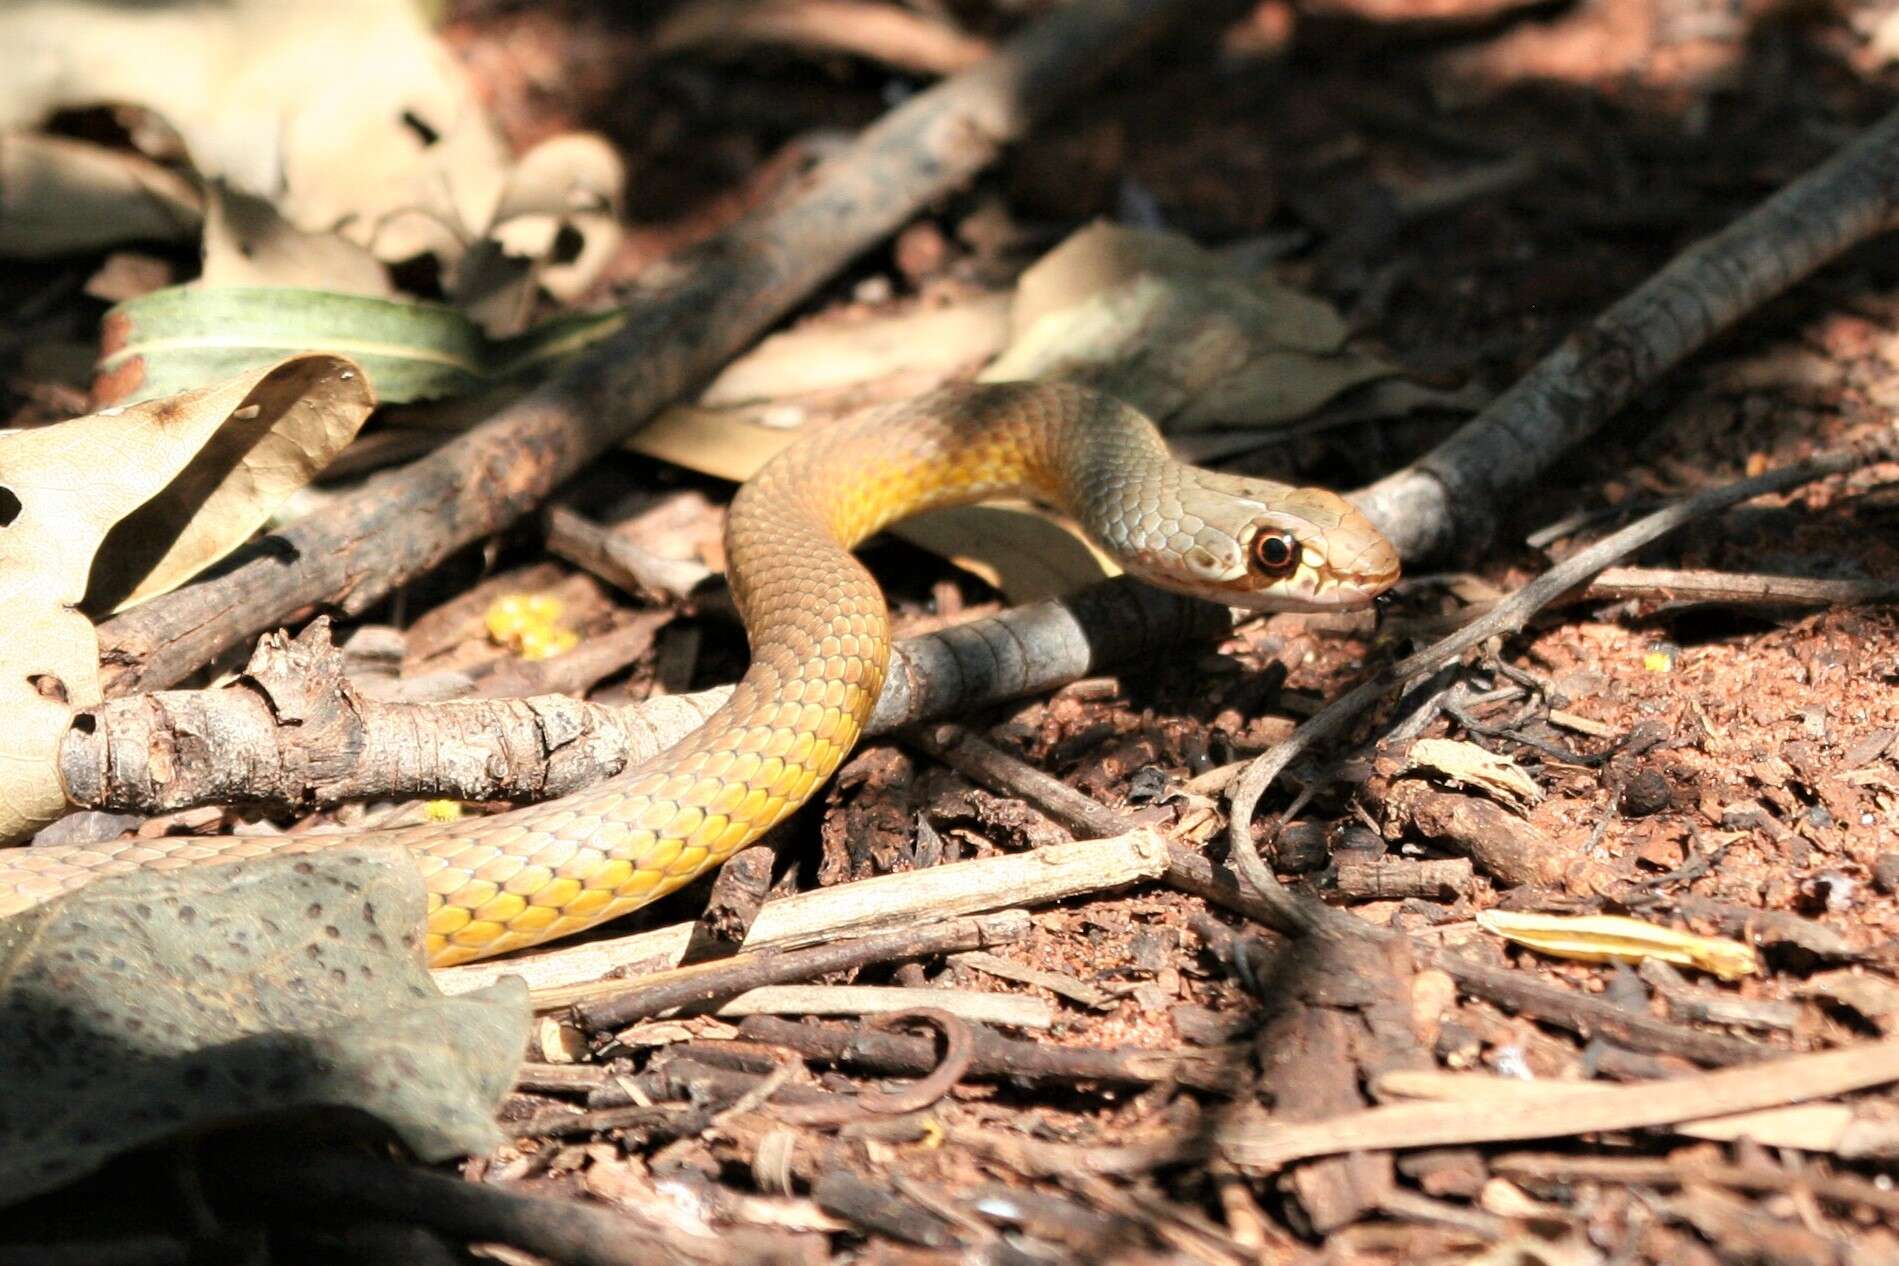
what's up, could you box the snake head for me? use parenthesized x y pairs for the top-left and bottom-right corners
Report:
(1133, 475), (1401, 613)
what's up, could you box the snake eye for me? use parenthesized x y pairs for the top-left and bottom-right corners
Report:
(1249, 530), (1300, 578)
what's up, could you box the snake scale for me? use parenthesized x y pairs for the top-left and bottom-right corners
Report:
(0, 383), (1400, 966)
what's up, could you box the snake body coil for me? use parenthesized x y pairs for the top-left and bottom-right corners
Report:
(0, 383), (1399, 965)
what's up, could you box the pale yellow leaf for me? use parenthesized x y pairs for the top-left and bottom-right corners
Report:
(1479, 910), (1758, 980)
(89, 356), (375, 610)
(699, 295), (1013, 407)
(0, 356), (372, 839)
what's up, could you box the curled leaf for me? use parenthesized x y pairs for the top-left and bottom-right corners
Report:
(0, 356), (371, 840)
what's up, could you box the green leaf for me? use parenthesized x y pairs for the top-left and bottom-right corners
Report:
(95, 285), (624, 406)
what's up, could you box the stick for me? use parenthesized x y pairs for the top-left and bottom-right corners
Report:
(702, 984), (1053, 1028)
(1216, 1037), (1899, 1171)
(1357, 103), (1899, 560)
(734, 1014), (1234, 1089)
(571, 910), (1028, 1030)
(95, 0), (1193, 696)
(432, 829), (1169, 997)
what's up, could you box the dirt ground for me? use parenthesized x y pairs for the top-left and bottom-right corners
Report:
(11, 0), (1899, 1262)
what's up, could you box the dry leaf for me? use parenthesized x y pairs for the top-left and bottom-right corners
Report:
(88, 356), (375, 609)
(0, 355), (372, 840)
(1478, 909), (1759, 980)
(1404, 737), (1544, 810)
(989, 221), (1397, 428)
(200, 185), (394, 296)
(0, 846), (528, 1205)
(698, 295), (1013, 406)
(453, 133), (628, 335)
(0, 132), (203, 257)
(0, 0), (504, 268)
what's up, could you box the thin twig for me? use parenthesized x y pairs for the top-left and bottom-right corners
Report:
(571, 911), (1026, 1031)
(435, 830), (1167, 1000)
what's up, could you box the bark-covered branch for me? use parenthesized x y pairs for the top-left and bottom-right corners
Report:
(61, 578), (1230, 816)
(1357, 103), (1899, 562)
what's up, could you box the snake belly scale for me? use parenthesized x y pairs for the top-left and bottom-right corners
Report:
(0, 383), (1399, 966)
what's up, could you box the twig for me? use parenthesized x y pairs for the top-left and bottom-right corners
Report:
(571, 911), (1027, 1030)
(543, 503), (716, 606)
(1332, 856), (1472, 901)
(434, 829), (1168, 999)
(906, 722), (1126, 837)
(1574, 565), (1899, 610)
(1357, 102), (1899, 561)
(735, 1014), (1237, 1089)
(1490, 1152), (1899, 1217)
(703, 984), (1052, 1028)
(1216, 1037), (1899, 1171)
(771, 1008), (976, 1124)
(950, 948), (1116, 1009)
(95, 0), (1193, 696)
(1226, 429), (1899, 935)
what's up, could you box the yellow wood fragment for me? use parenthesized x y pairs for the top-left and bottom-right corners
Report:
(1478, 909), (1757, 980)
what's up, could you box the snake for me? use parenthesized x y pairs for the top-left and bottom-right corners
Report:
(0, 382), (1400, 966)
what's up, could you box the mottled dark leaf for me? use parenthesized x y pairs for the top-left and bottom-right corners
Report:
(0, 845), (527, 1205)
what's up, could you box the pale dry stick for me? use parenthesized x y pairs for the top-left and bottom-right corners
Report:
(568, 910), (1028, 1026)
(94, 0), (1192, 697)
(1574, 565), (1899, 609)
(1357, 102), (1899, 561)
(432, 829), (1169, 997)
(704, 984), (1052, 1028)
(1490, 1152), (1899, 1218)
(1374, 1068), (1868, 1154)
(67, 575), (1229, 816)
(1216, 1036), (1899, 1171)
(1225, 430), (1899, 935)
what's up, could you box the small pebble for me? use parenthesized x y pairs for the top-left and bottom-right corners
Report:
(1620, 768), (1671, 817)
(1872, 854), (1899, 895)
